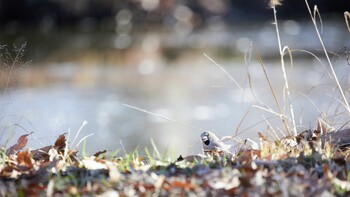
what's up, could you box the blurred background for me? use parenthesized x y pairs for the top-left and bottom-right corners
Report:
(0, 0), (349, 157)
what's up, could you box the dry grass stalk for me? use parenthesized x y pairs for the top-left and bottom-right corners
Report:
(345, 11), (350, 33)
(305, 0), (350, 114)
(203, 53), (243, 92)
(313, 6), (324, 34)
(269, 5), (297, 136)
(269, 0), (282, 8)
(205, 52), (284, 139)
(122, 103), (204, 132)
(253, 45), (291, 135)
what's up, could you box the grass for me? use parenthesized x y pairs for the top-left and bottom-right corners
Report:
(345, 11), (350, 34)
(304, 1), (350, 114)
(271, 1), (296, 136)
(1, 0), (350, 196)
(1, 122), (350, 195)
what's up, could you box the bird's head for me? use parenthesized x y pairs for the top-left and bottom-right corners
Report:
(201, 131), (210, 146)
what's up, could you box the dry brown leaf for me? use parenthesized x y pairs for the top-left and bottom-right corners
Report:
(54, 133), (67, 149)
(6, 132), (33, 155)
(31, 145), (53, 161)
(236, 149), (261, 163)
(170, 180), (194, 190)
(31, 133), (66, 161)
(258, 132), (268, 142)
(16, 150), (33, 169)
(93, 150), (107, 158)
(21, 183), (46, 196)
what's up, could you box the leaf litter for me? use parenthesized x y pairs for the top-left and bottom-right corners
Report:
(1, 121), (350, 196)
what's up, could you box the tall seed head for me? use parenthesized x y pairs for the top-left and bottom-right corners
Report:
(269, 0), (282, 8)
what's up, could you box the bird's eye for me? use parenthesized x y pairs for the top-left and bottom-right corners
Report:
(201, 135), (208, 141)
(201, 134), (210, 145)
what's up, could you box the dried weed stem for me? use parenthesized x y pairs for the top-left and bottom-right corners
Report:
(271, 5), (297, 136)
(304, 0), (350, 114)
(345, 11), (350, 33)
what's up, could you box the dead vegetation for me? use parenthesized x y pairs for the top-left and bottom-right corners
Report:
(1, 122), (350, 196)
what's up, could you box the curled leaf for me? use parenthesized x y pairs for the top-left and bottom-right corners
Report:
(6, 132), (33, 155)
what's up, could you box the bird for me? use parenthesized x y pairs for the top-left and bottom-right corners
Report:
(200, 131), (233, 160)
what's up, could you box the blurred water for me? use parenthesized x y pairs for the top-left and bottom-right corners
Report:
(1, 57), (349, 157)
(1, 18), (349, 157)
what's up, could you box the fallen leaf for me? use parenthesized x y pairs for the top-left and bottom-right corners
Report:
(171, 180), (194, 190)
(107, 163), (121, 183)
(21, 183), (46, 196)
(31, 145), (52, 162)
(97, 189), (119, 197)
(155, 174), (166, 190)
(236, 149), (261, 163)
(225, 176), (240, 190)
(67, 186), (78, 195)
(93, 150), (107, 158)
(81, 158), (107, 170)
(6, 132), (33, 155)
(16, 150), (33, 169)
(54, 133), (67, 149)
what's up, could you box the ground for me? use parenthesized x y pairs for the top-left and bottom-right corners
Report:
(1, 127), (350, 196)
